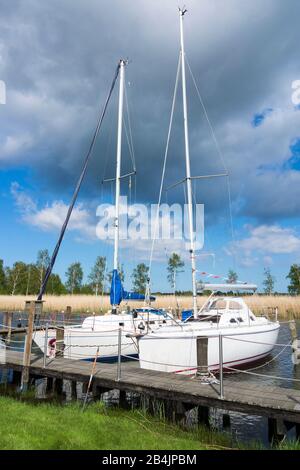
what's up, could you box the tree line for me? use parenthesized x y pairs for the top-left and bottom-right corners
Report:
(0, 249), (299, 296)
(0, 249), (156, 296)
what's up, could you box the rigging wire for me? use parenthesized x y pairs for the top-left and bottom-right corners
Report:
(37, 62), (122, 303)
(124, 81), (137, 172)
(147, 53), (182, 285)
(185, 56), (237, 269)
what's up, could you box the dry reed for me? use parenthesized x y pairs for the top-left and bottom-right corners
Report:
(0, 294), (299, 319)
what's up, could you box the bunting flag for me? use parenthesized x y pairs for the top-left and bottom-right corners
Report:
(196, 271), (248, 285)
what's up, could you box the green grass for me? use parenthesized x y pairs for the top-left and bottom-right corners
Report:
(0, 396), (240, 450)
(0, 395), (299, 450)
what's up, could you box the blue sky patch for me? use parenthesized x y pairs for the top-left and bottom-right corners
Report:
(252, 108), (273, 127)
(286, 138), (300, 170)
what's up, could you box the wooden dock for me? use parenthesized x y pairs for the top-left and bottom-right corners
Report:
(1, 350), (300, 429)
(0, 325), (45, 336)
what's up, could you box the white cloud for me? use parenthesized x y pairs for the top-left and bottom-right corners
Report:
(229, 225), (300, 260)
(11, 182), (97, 239)
(10, 181), (37, 213)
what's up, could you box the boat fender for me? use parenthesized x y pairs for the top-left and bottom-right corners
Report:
(48, 338), (56, 357)
(132, 310), (138, 319)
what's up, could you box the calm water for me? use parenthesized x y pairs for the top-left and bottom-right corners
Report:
(1, 312), (299, 447)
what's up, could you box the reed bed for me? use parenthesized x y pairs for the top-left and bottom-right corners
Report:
(0, 294), (299, 319)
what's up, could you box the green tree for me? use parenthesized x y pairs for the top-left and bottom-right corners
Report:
(226, 269), (238, 284)
(80, 284), (94, 295)
(88, 256), (106, 295)
(45, 273), (67, 295)
(0, 260), (6, 294)
(36, 249), (50, 292)
(65, 262), (83, 294)
(263, 267), (275, 295)
(131, 263), (149, 294)
(167, 253), (184, 293)
(6, 262), (28, 295)
(287, 264), (300, 295)
(24, 263), (38, 295)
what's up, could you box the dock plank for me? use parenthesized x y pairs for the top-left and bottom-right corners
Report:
(1, 351), (300, 422)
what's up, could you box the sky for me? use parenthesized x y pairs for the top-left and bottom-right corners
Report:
(1, 0), (300, 293)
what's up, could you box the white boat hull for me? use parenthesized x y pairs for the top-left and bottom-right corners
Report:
(33, 311), (172, 362)
(138, 323), (280, 374)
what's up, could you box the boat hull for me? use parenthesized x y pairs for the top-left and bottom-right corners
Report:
(138, 323), (280, 374)
(33, 327), (138, 362)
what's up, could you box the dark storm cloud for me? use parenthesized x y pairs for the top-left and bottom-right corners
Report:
(1, 0), (300, 222)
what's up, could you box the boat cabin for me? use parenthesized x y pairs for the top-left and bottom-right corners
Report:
(185, 297), (260, 326)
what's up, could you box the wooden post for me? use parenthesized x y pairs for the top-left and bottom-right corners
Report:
(296, 423), (300, 440)
(196, 337), (208, 376)
(119, 390), (127, 408)
(46, 377), (54, 393)
(54, 378), (63, 395)
(65, 306), (72, 324)
(289, 320), (298, 343)
(289, 320), (300, 365)
(51, 310), (58, 325)
(71, 381), (77, 400)
(2, 312), (8, 329)
(55, 327), (64, 357)
(198, 405), (210, 428)
(268, 418), (286, 445)
(223, 413), (231, 430)
(21, 301), (42, 391)
(6, 312), (12, 346)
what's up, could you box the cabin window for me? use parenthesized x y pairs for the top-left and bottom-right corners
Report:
(250, 316), (255, 322)
(229, 301), (242, 310)
(210, 299), (226, 310)
(119, 322), (124, 327)
(208, 316), (220, 324)
(237, 317), (244, 323)
(230, 318), (237, 323)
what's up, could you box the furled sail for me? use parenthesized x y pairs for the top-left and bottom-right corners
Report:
(110, 269), (155, 305)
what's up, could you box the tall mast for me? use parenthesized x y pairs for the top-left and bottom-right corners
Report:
(113, 60), (126, 309)
(179, 9), (198, 318)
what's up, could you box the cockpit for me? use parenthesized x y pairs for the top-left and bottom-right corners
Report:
(192, 297), (257, 325)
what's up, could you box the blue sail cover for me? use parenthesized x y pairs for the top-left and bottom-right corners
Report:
(110, 269), (123, 305)
(110, 269), (155, 305)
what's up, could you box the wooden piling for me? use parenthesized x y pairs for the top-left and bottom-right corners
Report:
(6, 312), (13, 346)
(198, 405), (210, 428)
(119, 390), (127, 408)
(51, 310), (58, 324)
(21, 301), (42, 391)
(65, 306), (72, 324)
(223, 413), (231, 430)
(54, 378), (63, 395)
(46, 377), (54, 393)
(196, 337), (208, 376)
(55, 327), (64, 357)
(2, 311), (12, 343)
(296, 423), (300, 440)
(268, 418), (286, 445)
(2, 312), (8, 329)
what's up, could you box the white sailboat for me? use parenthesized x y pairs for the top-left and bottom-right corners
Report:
(137, 9), (280, 374)
(33, 59), (174, 362)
